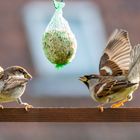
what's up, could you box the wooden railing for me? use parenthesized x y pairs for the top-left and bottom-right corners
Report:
(0, 108), (140, 122)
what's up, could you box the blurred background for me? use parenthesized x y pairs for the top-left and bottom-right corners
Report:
(0, 0), (140, 139)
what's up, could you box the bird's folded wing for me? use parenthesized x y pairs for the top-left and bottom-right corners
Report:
(3, 77), (28, 91)
(99, 29), (132, 76)
(128, 44), (140, 83)
(94, 79), (136, 98)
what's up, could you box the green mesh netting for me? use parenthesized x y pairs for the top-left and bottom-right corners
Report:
(42, 0), (77, 69)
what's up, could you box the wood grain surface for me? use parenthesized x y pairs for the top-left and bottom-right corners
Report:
(0, 107), (140, 122)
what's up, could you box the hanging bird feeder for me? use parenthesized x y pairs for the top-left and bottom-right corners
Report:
(42, 0), (77, 68)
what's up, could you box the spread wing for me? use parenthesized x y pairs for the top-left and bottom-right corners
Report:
(127, 44), (140, 83)
(99, 29), (132, 76)
(94, 79), (136, 98)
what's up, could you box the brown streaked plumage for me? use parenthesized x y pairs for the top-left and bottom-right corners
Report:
(0, 66), (33, 111)
(99, 29), (131, 76)
(79, 29), (140, 112)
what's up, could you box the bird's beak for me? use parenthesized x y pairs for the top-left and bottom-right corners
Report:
(25, 73), (32, 80)
(79, 76), (87, 82)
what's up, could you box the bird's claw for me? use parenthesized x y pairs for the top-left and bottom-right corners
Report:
(97, 105), (104, 112)
(22, 103), (33, 111)
(0, 105), (4, 109)
(111, 102), (124, 108)
(111, 99), (128, 108)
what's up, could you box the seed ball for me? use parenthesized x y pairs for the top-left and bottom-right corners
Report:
(42, 30), (76, 67)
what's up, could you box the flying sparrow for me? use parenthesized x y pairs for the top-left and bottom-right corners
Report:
(0, 66), (33, 111)
(79, 29), (140, 112)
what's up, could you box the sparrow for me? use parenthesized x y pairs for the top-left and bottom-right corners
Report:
(0, 66), (33, 111)
(79, 29), (140, 112)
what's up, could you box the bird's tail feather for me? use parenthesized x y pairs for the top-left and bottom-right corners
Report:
(127, 44), (140, 83)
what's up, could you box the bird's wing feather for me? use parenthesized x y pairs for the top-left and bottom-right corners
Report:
(99, 29), (132, 76)
(3, 77), (28, 91)
(94, 79), (136, 98)
(128, 44), (140, 83)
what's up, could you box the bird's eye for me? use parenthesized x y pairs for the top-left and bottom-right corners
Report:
(90, 75), (98, 79)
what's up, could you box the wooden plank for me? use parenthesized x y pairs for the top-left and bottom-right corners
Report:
(0, 108), (140, 122)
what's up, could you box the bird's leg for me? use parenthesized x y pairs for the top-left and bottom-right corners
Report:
(111, 98), (128, 108)
(97, 98), (111, 112)
(17, 98), (33, 111)
(0, 104), (3, 109)
(97, 104), (104, 112)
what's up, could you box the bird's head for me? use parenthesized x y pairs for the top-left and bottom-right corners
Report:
(4, 66), (32, 80)
(79, 74), (99, 88)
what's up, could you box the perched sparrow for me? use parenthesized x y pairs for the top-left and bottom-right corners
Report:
(79, 29), (140, 112)
(0, 66), (33, 111)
